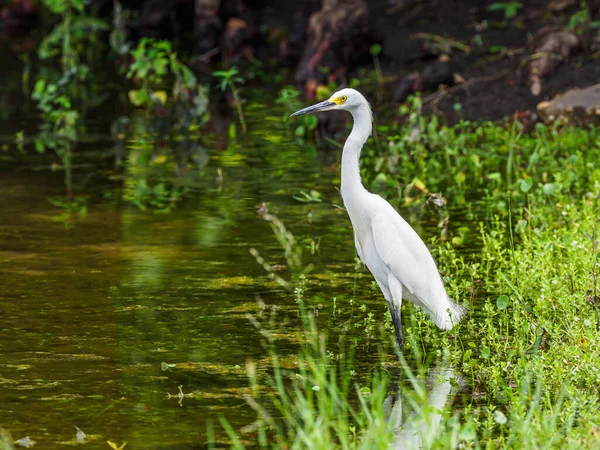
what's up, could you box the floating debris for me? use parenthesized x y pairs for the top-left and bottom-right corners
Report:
(15, 437), (35, 448)
(75, 426), (86, 444)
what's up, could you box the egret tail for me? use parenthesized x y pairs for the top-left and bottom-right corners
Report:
(434, 298), (468, 330)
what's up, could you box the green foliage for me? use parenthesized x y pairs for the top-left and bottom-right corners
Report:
(489, 2), (522, 21)
(364, 94), (600, 218)
(212, 68), (243, 92)
(32, 79), (79, 156)
(212, 67), (247, 134)
(27, 0), (97, 208)
(566, 2), (600, 34)
(127, 38), (209, 126)
(369, 43), (382, 57)
(277, 86), (318, 141)
(43, 0), (85, 14)
(38, 16), (108, 62)
(370, 44), (383, 84)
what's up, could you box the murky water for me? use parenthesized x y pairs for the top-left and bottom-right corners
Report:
(0, 55), (475, 447)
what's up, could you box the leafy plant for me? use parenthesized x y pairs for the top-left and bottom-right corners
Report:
(32, 79), (79, 200)
(276, 86), (318, 140)
(566, 3), (600, 34)
(212, 67), (247, 134)
(370, 43), (383, 84)
(489, 1), (522, 21)
(27, 0), (99, 206)
(38, 0), (108, 71)
(127, 38), (209, 128)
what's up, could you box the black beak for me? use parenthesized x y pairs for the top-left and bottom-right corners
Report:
(290, 100), (336, 117)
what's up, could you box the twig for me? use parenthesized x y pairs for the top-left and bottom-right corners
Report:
(411, 32), (471, 53)
(422, 72), (508, 108)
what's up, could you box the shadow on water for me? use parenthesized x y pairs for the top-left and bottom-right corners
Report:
(0, 53), (480, 447)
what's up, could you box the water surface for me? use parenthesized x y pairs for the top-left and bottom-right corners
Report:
(0, 58), (475, 448)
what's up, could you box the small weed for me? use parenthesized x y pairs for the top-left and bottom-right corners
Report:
(276, 86), (318, 141)
(213, 67), (247, 134)
(127, 38), (209, 130)
(489, 2), (523, 22)
(369, 43), (383, 85)
(566, 2), (600, 34)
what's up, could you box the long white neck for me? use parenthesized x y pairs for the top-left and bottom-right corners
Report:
(340, 102), (373, 202)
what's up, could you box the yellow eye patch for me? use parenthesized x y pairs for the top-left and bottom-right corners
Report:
(330, 95), (348, 105)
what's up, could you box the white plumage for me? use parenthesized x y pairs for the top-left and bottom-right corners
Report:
(291, 88), (467, 347)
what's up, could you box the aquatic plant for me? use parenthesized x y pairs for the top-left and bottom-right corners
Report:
(25, 0), (106, 217)
(212, 67), (247, 134)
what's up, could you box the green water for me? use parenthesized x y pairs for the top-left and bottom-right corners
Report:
(0, 56), (474, 447)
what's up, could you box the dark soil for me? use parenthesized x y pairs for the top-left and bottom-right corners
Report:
(368, 0), (600, 122)
(264, 0), (600, 123)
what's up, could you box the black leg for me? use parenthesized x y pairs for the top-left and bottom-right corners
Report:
(387, 301), (403, 350)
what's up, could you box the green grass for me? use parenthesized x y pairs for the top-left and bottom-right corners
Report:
(218, 104), (600, 448)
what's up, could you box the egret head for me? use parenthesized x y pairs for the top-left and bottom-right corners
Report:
(290, 88), (368, 117)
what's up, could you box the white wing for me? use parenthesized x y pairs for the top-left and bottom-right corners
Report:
(369, 205), (464, 329)
(370, 213), (445, 305)
(354, 231), (365, 263)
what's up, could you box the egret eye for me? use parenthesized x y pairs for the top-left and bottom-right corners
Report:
(340, 96), (347, 102)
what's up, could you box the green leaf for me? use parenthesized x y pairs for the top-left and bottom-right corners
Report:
(496, 295), (509, 310)
(458, 423), (477, 441)
(128, 89), (150, 107)
(481, 346), (490, 359)
(542, 183), (556, 196)
(520, 177), (533, 192)
(305, 115), (318, 130)
(34, 138), (46, 153)
(33, 79), (46, 96)
(72, 0), (86, 12)
(493, 410), (508, 425)
(370, 43), (382, 56)
(43, 0), (67, 14)
(153, 58), (168, 76)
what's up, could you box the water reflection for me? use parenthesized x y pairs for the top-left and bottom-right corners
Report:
(386, 365), (463, 449)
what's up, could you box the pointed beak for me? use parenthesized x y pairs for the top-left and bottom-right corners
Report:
(290, 100), (336, 117)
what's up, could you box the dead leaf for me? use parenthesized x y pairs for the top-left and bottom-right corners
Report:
(453, 73), (467, 84)
(528, 31), (580, 95)
(547, 0), (577, 11)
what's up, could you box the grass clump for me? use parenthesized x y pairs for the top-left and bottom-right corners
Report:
(214, 304), (464, 449)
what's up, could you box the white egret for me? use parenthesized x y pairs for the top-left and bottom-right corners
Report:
(291, 88), (467, 347)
